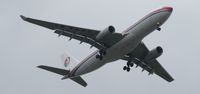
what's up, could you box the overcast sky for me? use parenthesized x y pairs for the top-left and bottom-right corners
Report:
(1, 0), (200, 94)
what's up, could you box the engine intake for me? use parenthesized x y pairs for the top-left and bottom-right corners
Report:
(96, 25), (115, 41)
(144, 46), (163, 61)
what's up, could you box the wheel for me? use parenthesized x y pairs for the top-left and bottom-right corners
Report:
(126, 67), (130, 72)
(157, 27), (161, 31)
(127, 62), (131, 67)
(96, 54), (100, 58)
(123, 66), (127, 70)
(130, 63), (134, 67)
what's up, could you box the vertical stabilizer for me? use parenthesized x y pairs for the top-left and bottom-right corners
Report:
(60, 52), (79, 68)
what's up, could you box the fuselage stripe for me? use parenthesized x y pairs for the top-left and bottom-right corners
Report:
(122, 9), (171, 34)
(68, 50), (99, 77)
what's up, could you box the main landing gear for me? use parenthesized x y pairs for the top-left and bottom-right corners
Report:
(123, 60), (134, 72)
(122, 59), (155, 75)
(96, 49), (106, 60)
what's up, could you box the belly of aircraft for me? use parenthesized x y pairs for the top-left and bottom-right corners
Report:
(73, 34), (140, 77)
(73, 10), (171, 77)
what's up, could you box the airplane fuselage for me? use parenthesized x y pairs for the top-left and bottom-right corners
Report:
(68, 7), (173, 78)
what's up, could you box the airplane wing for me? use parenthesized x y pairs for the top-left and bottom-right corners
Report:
(122, 42), (174, 82)
(20, 15), (123, 49)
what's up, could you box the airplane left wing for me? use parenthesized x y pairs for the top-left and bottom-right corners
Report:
(122, 42), (174, 82)
(20, 15), (123, 49)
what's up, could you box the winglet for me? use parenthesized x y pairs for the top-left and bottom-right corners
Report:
(20, 15), (27, 21)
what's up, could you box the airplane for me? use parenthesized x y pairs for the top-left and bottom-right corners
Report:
(20, 6), (174, 87)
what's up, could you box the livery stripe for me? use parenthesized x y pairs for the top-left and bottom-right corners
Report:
(122, 7), (172, 34)
(68, 50), (99, 77)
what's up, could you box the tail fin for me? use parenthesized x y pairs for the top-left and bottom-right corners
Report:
(37, 65), (87, 87)
(60, 52), (79, 68)
(61, 53), (71, 68)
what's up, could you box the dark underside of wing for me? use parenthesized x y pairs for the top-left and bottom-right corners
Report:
(122, 42), (174, 82)
(21, 15), (124, 49)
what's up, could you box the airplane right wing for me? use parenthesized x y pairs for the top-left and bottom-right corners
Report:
(20, 15), (124, 49)
(122, 42), (174, 82)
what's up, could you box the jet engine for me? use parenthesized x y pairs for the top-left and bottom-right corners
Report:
(96, 25), (115, 41)
(144, 46), (163, 61)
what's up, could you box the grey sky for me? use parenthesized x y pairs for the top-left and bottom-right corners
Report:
(1, 0), (200, 94)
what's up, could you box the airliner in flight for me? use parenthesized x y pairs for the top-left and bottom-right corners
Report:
(21, 6), (174, 87)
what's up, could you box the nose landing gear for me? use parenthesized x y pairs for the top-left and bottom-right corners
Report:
(157, 27), (161, 31)
(156, 22), (161, 31)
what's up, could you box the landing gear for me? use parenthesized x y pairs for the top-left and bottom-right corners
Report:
(156, 22), (161, 31)
(123, 66), (130, 72)
(99, 50), (106, 56)
(122, 58), (154, 75)
(157, 27), (161, 31)
(123, 66), (126, 70)
(96, 49), (106, 60)
(123, 60), (134, 72)
(127, 61), (134, 67)
(96, 54), (103, 60)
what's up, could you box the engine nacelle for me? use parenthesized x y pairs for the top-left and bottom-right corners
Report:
(96, 25), (115, 41)
(144, 46), (163, 61)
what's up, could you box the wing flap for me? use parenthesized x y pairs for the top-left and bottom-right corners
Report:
(55, 30), (104, 49)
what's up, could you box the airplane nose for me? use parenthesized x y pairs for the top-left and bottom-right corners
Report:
(162, 6), (173, 12)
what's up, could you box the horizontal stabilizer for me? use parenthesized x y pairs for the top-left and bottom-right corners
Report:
(70, 76), (87, 87)
(38, 65), (87, 87)
(20, 15), (27, 21)
(37, 65), (70, 76)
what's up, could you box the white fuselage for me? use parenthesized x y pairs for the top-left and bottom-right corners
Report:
(68, 7), (173, 78)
